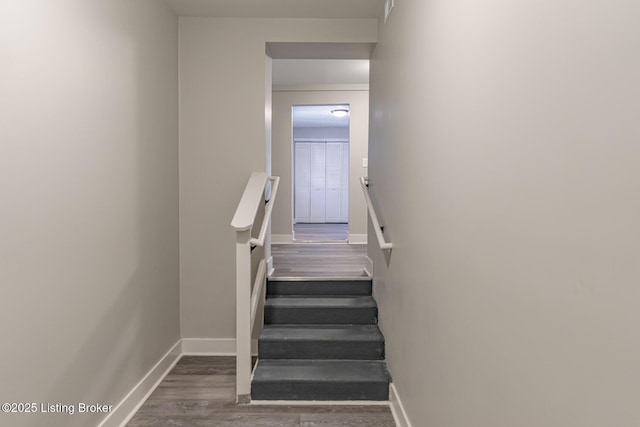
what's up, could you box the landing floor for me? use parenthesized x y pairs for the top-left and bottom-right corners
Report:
(293, 223), (348, 242)
(126, 356), (395, 426)
(271, 243), (368, 278)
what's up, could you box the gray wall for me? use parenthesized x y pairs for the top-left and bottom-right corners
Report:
(272, 89), (369, 241)
(179, 18), (376, 339)
(369, 1), (640, 426)
(0, 1), (179, 426)
(293, 126), (349, 140)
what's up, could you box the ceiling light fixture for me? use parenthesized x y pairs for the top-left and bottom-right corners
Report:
(331, 108), (349, 118)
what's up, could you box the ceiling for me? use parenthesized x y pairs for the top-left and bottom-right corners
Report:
(293, 105), (350, 129)
(163, 0), (384, 19)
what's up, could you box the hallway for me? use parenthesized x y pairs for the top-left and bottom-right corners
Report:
(4, 1), (639, 426)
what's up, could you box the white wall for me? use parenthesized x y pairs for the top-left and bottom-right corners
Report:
(0, 1), (179, 426)
(369, 1), (640, 426)
(273, 89), (369, 241)
(179, 18), (376, 339)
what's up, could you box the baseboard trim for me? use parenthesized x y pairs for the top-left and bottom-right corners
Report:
(267, 256), (275, 276)
(182, 338), (258, 356)
(364, 255), (373, 277)
(274, 234), (365, 244)
(272, 234), (293, 244)
(102, 336), (401, 426)
(105, 338), (259, 425)
(348, 234), (367, 244)
(98, 340), (182, 427)
(390, 383), (413, 427)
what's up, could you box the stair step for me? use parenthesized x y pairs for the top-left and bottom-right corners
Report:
(264, 296), (378, 325)
(252, 359), (390, 401)
(259, 325), (384, 360)
(267, 278), (372, 296)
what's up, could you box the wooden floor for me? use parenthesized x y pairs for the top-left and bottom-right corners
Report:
(293, 223), (348, 242)
(127, 356), (395, 426)
(271, 243), (368, 278)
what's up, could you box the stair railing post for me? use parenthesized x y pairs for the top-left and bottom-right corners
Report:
(235, 228), (252, 403)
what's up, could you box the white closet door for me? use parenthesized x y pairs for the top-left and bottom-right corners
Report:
(294, 143), (311, 222)
(325, 142), (343, 223)
(309, 143), (326, 223)
(340, 142), (350, 222)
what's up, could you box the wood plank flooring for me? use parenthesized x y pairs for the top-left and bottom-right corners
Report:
(126, 356), (395, 427)
(271, 244), (368, 278)
(293, 223), (348, 242)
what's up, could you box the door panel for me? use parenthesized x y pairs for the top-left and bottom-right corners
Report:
(309, 143), (326, 223)
(340, 142), (350, 222)
(294, 140), (349, 225)
(325, 142), (343, 222)
(294, 143), (311, 222)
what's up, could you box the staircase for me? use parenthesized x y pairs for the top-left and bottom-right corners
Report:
(251, 278), (390, 401)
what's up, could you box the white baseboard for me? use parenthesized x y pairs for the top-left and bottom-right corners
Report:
(104, 338), (261, 426)
(390, 383), (413, 427)
(98, 340), (182, 427)
(182, 338), (258, 356)
(272, 234), (293, 244)
(101, 339), (401, 427)
(275, 234), (365, 244)
(364, 255), (373, 277)
(267, 256), (274, 276)
(348, 234), (367, 244)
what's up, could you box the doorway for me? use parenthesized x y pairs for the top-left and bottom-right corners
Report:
(292, 105), (350, 242)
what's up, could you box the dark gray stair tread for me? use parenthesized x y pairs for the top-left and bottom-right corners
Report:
(265, 296), (377, 308)
(267, 278), (372, 296)
(252, 360), (390, 400)
(264, 296), (378, 325)
(259, 346), (384, 360)
(258, 324), (385, 360)
(260, 325), (383, 342)
(253, 359), (389, 383)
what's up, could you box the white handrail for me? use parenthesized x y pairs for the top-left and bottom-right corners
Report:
(250, 176), (279, 247)
(360, 177), (393, 250)
(231, 172), (269, 231)
(231, 172), (280, 404)
(250, 259), (267, 327)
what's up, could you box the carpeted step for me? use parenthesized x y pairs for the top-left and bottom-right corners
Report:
(259, 324), (385, 360)
(264, 296), (377, 325)
(251, 359), (390, 401)
(267, 278), (372, 296)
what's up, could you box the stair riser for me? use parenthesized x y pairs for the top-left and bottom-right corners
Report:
(264, 307), (377, 325)
(267, 280), (372, 296)
(254, 277), (389, 402)
(252, 382), (389, 401)
(259, 341), (384, 360)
